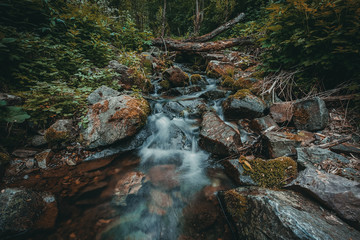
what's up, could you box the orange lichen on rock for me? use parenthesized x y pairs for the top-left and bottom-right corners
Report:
(92, 100), (109, 115)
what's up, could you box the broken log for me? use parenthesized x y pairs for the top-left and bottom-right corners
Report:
(152, 37), (253, 52)
(185, 13), (245, 42)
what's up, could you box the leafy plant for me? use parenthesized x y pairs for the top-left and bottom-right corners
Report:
(0, 100), (30, 123)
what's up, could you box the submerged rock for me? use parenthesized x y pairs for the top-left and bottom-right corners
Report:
(82, 95), (150, 149)
(163, 66), (189, 87)
(0, 188), (57, 235)
(293, 97), (329, 131)
(287, 167), (360, 229)
(163, 99), (207, 118)
(148, 164), (179, 191)
(222, 187), (360, 240)
(113, 171), (147, 206)
(199, 111), (241, 156)
(222, 90), (266, 120)
(263, 131), (301, 158)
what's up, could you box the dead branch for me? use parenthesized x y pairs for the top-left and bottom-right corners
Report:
(318, 136), (352, 149)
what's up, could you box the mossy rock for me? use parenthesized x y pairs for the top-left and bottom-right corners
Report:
(233, 78), (254, 90)
(190, 74), (202, 84)
(221, 76), (235, 88)
(44, 119), (73, 146)
(229, 89), (253, 100)
(159, 80), (170, 90)
(223, 189), (248, 221)
(240, 156), (297, 188)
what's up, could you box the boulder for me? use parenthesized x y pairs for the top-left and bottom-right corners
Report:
(206, 60), (234, 78)
(12, 149), (37, 158)
(163, 99), (207, 118)
(222, 156), (297, 188)
(112, 171), (147, 206)
(287, 167), (360, 229)
(250, 115), (279, 133)
(163, 66), (189, 87)
(263, 131), (302, 158)
(269, 101), (293, 123)
(199, 111), (242, 156)
(0, 188), (57, 234)
(87, 85), (121, 105)
(44, 119), (73, 145)
(293, 97), (329, 131)
(222, 90), (266, 120)
(82, 95), (150, 149)
(222, 187), (360, 240)
(30, 135), (47, 147)
(148, 188), (173, 216)
(199, 89), (227, 100)
(296, 147), (349, 169)
(175, 86), (202, 96)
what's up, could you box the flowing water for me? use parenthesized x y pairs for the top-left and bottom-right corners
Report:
(99, 63), (235, 240)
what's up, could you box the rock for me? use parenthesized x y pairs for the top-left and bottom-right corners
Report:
(163, 66), (189, 87)
(148, 164), (179, 190)
(149, 188), (173, 209)
(293, 97), (329, 131)
(0, 93), (22, 105)
(12, 149), (38, 158)
(199, 111), (242, 156)
(44, 119), (73, 145)
(163, 99), (207, 118)
(263, 131), (301, 158)
(199, 89), (227, 100)
(250, 115), (279, 133)
(189, 74), (203, 84)
(269, 101), (293, 123)
(113, 171), (147, 206)
(35, 149), (53, 169)
(108, 60), (129, 75)
(296, 147), (350, 169)
(222, 90), (266, 120)
(82, 95), (150, 149)
(87, 85), (121, 105)
(31, 135), (47, 147)
(206, 60), (234, 78)
(0, 188), (57, 234)
(175, 86), (202, 95)
(222, 187), (360, 240)
(205, 53), (225, 62)
(223, 156), (297, 188)
(287, 167), (360, 229)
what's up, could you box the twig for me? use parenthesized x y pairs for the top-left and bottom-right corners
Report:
(318, 136), (352, 149)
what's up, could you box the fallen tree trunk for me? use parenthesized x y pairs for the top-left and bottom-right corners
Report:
(185, 13), (245, 42)
(152, 37), (253, 52)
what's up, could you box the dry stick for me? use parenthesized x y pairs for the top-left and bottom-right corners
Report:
(318, 136), (352, 149)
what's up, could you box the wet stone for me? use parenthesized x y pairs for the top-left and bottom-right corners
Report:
(269, 101), (293, 123)
(113, 171), (147, 206)
(148, 164), (179, 191)
(250, 115), (279, 133)
(296, 147), (349, 168)
(199, 89), (227, 100)
(222, 159), (258, 186)
(35, 149), (53, 169)
(222, 187), (360, 240)
(287, 167), (360, 229)
(263, 131), (301, 158)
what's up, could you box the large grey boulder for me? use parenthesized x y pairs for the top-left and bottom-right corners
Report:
(82, 95), (150, 149)
(222, 90), (266, 120)
(199, 111), (242, 156)
(222, 187), (360, 240)
(293, 97), (329, 131)
(287, 167), (360, 229)
(0, 188), (57, 235)
(87, 86), (121, 105)
(296, 147), (349, 168)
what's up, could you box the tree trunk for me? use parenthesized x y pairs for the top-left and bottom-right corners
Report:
(152, 37), (252, 52)
(185, 12), (245, 42)
(194, 0), (203, 36)
(161, 0), (167, 37)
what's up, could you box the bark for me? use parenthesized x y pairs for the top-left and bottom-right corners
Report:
(185, 12), (245, 42)
(152, 37), (253, 52)
(161, 0), (167, 37)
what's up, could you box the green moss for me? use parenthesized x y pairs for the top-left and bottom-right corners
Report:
(230, 89), (252, 100)
(233, 78), (253, 90)
(221, 76), (235, 88)
(159, 80), (170, 90)
(241, 156), (297, 189)
(190, 74), (202, 84)
(224, 189), (248, 220)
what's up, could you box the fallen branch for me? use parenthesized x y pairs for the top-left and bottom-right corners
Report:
(152, 37), (253, 52)
(318, 136), (352, 149)
(185, 13), (245, 42)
